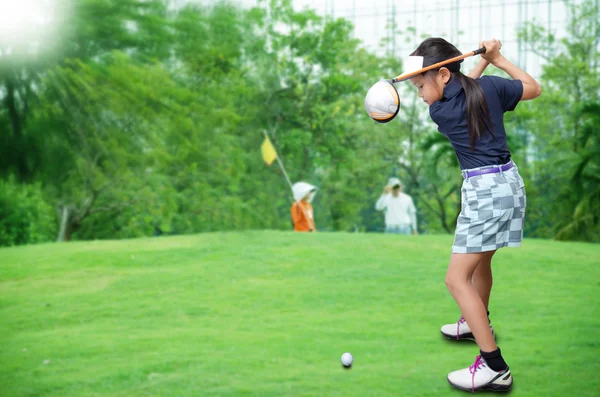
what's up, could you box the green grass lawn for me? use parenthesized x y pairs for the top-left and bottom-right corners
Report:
(1, 232), (599, 397)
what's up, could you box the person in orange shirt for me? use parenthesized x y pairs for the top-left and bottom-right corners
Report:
(291, 182), (317, 232)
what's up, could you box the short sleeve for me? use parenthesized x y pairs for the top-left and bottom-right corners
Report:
(485, 76), (523, 112)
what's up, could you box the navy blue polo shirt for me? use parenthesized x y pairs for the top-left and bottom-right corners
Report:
(429, 75), (523, 170)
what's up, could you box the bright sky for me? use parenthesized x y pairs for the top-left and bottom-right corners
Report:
(1, 0), (580, 77)
(192, 0), (579, 79)
(0, 0), (63, 57)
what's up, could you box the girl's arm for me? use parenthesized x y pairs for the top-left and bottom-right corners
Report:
(491, 56), (542, 100)
(467, 59), (490, 79)
(481, 39), (542, 100)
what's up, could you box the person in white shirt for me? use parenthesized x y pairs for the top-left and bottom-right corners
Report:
(375, 177), (418, 235)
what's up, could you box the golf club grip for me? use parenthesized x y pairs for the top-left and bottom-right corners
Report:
(392, 47), (487, 83)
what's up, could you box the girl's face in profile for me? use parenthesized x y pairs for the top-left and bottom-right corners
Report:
(410, 68), (451, 106)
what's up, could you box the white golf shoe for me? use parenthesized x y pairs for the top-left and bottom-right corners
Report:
(447, 355), (513, 393)
(441, 315), (494, 341)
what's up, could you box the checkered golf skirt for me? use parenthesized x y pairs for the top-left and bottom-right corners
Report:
(453, 162), (526, 253)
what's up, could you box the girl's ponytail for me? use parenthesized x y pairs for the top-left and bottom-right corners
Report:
(455, 72), (493, 149)
(411, 38), (493, 149)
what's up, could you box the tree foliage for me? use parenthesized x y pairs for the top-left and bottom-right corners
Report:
(0, 0), (598, 245)
(517, 0), (600, 241)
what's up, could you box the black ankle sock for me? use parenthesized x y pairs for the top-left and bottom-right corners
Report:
(481, 348), (508, 372)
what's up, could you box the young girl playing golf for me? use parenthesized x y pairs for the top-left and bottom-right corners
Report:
(407, 38), (541, 392)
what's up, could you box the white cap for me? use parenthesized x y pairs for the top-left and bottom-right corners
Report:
(387, 177), (402, 187)
(403, 56), (426, 75)
(292, 181), (317, 202)
(395, 55), (462, 82)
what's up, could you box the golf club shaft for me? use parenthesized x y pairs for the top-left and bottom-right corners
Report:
(391, 47), (486, 83)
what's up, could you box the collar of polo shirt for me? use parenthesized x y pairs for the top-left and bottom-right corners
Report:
(442, 77), (463, 101)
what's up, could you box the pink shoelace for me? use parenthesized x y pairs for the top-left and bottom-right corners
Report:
(469, 355), (486, 392)
(456, 315), (466, 340)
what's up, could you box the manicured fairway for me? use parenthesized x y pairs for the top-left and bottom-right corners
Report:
(1, 232), (598, 396)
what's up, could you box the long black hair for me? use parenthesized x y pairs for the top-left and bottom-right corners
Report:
(411, 38), (492, 149)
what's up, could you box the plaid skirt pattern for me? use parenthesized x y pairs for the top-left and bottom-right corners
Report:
(453, 164), (526, 253)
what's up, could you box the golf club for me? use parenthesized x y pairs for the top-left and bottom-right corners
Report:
(364, 47), (487, 123)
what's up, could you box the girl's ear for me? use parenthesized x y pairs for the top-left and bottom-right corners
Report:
(439, 67), (452, 83)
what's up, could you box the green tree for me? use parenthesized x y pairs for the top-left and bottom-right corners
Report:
(518, 0), (600, 242)
(33, 55), (190, 240)
(0, 177), (56, 246)
(0, 0), (171, 180)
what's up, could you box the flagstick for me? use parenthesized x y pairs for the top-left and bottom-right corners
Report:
(264, 131), (316, 232)
(274, 156), (294, 194)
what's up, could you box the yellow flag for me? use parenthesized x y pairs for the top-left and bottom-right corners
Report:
(261, 136), (278, 166)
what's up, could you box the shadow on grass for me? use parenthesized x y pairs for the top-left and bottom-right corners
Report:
(447, 385), (514, 395)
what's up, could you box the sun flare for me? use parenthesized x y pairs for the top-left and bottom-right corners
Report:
(0, 0), (65, 55)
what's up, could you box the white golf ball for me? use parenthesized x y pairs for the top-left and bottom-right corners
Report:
(341, 352), (353, 367)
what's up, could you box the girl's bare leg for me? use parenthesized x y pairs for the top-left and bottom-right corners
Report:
(472, 252), (494, 311)
(445, 251), (497, 352)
